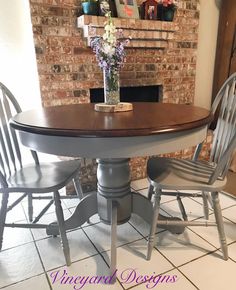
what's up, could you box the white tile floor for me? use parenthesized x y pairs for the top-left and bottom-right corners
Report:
(1, 178), (236, 290)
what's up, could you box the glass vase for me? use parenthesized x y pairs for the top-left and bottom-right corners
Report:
(103, 68), (120, 105)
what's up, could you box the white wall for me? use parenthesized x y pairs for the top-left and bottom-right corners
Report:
(194, 0), (221, 109)
(0, 0), (41, 110)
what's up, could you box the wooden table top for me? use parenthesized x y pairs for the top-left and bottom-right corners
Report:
(11, 103), (212, 138)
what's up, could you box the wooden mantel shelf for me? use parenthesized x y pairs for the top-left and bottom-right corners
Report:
(77, 15), (176, 49)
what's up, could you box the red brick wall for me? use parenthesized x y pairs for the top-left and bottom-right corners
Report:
(29, 0), (200, 107)
(29, 0), (202, 189)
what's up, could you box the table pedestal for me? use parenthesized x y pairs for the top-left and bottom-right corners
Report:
(46, 158), (185, 273)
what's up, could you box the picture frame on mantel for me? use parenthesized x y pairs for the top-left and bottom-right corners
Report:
(115, 0), (140, 19)
(143, 0), (158, 20)
(98, 0), (111, 16)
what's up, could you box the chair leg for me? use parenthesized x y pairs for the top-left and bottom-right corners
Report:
(28, 193), (33, 222)
(53, 190), (71, 266)
(202, 191), (209, 220)
(147, 185), (154, 200)
(110, 200), (117, 281)
(147, 188), (161, 260)
(73, 177), (84, 200)
(0, 192), (9, 250)
(211, 192), (228, 260)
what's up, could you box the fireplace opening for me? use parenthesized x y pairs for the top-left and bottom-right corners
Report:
(90, 85), (162, 103)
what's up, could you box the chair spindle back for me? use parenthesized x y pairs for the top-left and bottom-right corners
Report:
(209, 73), (236, 182)
(0, 83), (39, 186)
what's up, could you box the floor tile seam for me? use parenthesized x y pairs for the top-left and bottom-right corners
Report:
(228, 240), (236, 247)
(221, 202), (236, 210)
(174, 267), (200, 290)
(45, 252), (100, 273)
(32, 225), (85, 243)
(96, 235), (148, 256)
(145, 228), (224, 267)
(128, 220), (166, 239)
(6, 200), (29, 224)
(0, 273), (49, 290)
(185, 226), (220, 250)
(32, 234), (53, 289)
(228, 256), (236, 263)
(131, 187), (148, 192)
(5, 202), (53, 250)
(221, 190), (236, 200)
(221, 214), (236, 225)
(5, 218), (27, 223)
(173, 248), (223, 268)
(158, 207), (205, 221)
(188, 196), (211, 207)
(80, 228), (126, 290)
(127, 221), (147, 239)
(160, 199), (236, 221)
(0, 239), (36, 253)
(80, 221), (101, 229)
(216, 239), (236, 262)
(21, 201), (70, 219)
(0, 218), (48, 287)
(131, 233), (183, 275)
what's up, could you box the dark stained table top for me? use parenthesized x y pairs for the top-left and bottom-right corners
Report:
(11, 103), (213, 138)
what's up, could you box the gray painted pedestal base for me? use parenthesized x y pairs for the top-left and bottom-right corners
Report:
(47, 158), (185, 272)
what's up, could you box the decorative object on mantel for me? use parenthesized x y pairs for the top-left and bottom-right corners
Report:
(143, 0), (158, 20)
(98, 0), (117, 16)
(114, 0), (140, 19)
(91, 12), (132, 111)
(98, 0), (111, 15)
(82, 0), (99, 15)
(160, 0), (177, 21)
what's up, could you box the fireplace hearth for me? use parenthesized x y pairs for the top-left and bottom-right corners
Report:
(90, 85), (162, 103)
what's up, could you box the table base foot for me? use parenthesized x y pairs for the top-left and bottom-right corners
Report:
(46, 192), (98, 235)
(46, 191), (185, 274)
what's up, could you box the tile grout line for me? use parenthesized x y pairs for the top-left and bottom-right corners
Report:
(0, 202), (51, 290)
(22, 199), (52, 289)
(2, 186), (236, 289)
(27, 204), (53, 290)
(80, 226), (126, 290)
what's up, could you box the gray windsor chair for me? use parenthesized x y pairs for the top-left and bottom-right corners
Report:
(0, 82), (83, 266)
(146, 72), (236, 261)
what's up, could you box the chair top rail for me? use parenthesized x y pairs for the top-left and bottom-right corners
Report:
(211, 72), (236, 115)
(0, 89), (20, 174)
(0, 83), (39, 181)
(210, 75), (236, 165)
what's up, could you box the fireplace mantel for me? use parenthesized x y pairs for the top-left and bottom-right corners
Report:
(77, 15), (177, 49)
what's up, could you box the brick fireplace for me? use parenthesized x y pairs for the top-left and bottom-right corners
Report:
(29, 0), (205, 191)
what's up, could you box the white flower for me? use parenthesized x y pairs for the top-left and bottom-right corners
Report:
(103, 19), (117, 45)
(102, 43), (115, 56)
(103, 30), (116, 45)
(104, 22), (116, 34)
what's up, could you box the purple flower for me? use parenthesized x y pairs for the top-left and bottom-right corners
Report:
(90, 13), (129, 72)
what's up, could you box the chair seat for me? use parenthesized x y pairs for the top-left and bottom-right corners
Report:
(4, 160), (80, 193)
(147, 157), (227, 191)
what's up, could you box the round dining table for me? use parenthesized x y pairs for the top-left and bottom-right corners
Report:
(10, 102), (212, 272)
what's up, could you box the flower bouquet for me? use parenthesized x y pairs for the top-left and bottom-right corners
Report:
(90, 12), (129, 105)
